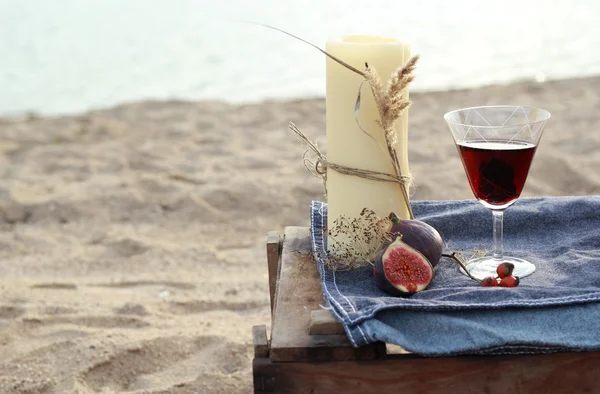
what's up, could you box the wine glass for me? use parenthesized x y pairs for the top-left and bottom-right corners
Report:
(444, 105), (551, 280)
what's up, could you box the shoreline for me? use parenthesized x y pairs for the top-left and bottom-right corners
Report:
(2, 74), (599, 121)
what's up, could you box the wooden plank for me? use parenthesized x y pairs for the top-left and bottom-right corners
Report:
(254, 350), (600, 393)
(309, 309), (346, 335)
(269, 226), (385, 362)
(253, 325), (269, 358)
(266, 231), (281, 317)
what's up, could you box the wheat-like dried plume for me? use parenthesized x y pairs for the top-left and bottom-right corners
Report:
(366, 55), (419, 148)
(362, 55), (419, 217)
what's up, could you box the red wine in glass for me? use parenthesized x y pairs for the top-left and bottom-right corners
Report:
(458, 140), (537, 206)
(445, 105), (550, 280)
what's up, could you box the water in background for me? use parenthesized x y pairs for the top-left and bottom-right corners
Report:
(1, 0), (599, 115)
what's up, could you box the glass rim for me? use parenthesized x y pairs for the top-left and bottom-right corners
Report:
(443, 105), (551, 129)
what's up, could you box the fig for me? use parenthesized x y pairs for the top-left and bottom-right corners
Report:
(374, 236), (434, 297)
(388, 213), (443, 268)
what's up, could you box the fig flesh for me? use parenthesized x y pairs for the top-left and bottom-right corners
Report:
(388, 213), (443, 268)
(374, 236), (434, 297)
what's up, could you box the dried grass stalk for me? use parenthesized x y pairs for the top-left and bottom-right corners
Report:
(363, 56), (420, 219)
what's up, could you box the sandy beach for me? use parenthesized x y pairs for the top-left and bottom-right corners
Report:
(1, 75), (599, 393)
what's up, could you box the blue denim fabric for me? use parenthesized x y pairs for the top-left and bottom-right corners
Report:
(310, 197), (600, 355)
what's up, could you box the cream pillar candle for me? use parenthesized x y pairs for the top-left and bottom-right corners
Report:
(326, 35), (411, 234)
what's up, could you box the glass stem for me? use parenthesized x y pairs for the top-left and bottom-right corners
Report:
(492, 209), (504, 262)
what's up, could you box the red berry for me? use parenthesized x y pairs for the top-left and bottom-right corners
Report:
(496, 262), (515, 278)
(481, 276), (498, 287)
(499, 275), (520, 288)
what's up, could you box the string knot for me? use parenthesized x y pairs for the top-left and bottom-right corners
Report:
(290, 122), (413, 197)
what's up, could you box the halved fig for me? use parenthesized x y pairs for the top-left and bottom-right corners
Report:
(374, 236), (434, 297)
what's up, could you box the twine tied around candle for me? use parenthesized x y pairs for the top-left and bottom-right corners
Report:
(289, 121), (413, 205)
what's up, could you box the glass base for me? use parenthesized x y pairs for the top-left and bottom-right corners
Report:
(461, 256), (536, 281)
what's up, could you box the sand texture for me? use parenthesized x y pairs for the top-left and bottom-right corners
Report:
(0, 76), (599, 393)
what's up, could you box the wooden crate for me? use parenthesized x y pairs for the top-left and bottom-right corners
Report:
(253, 227), (600, 393)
